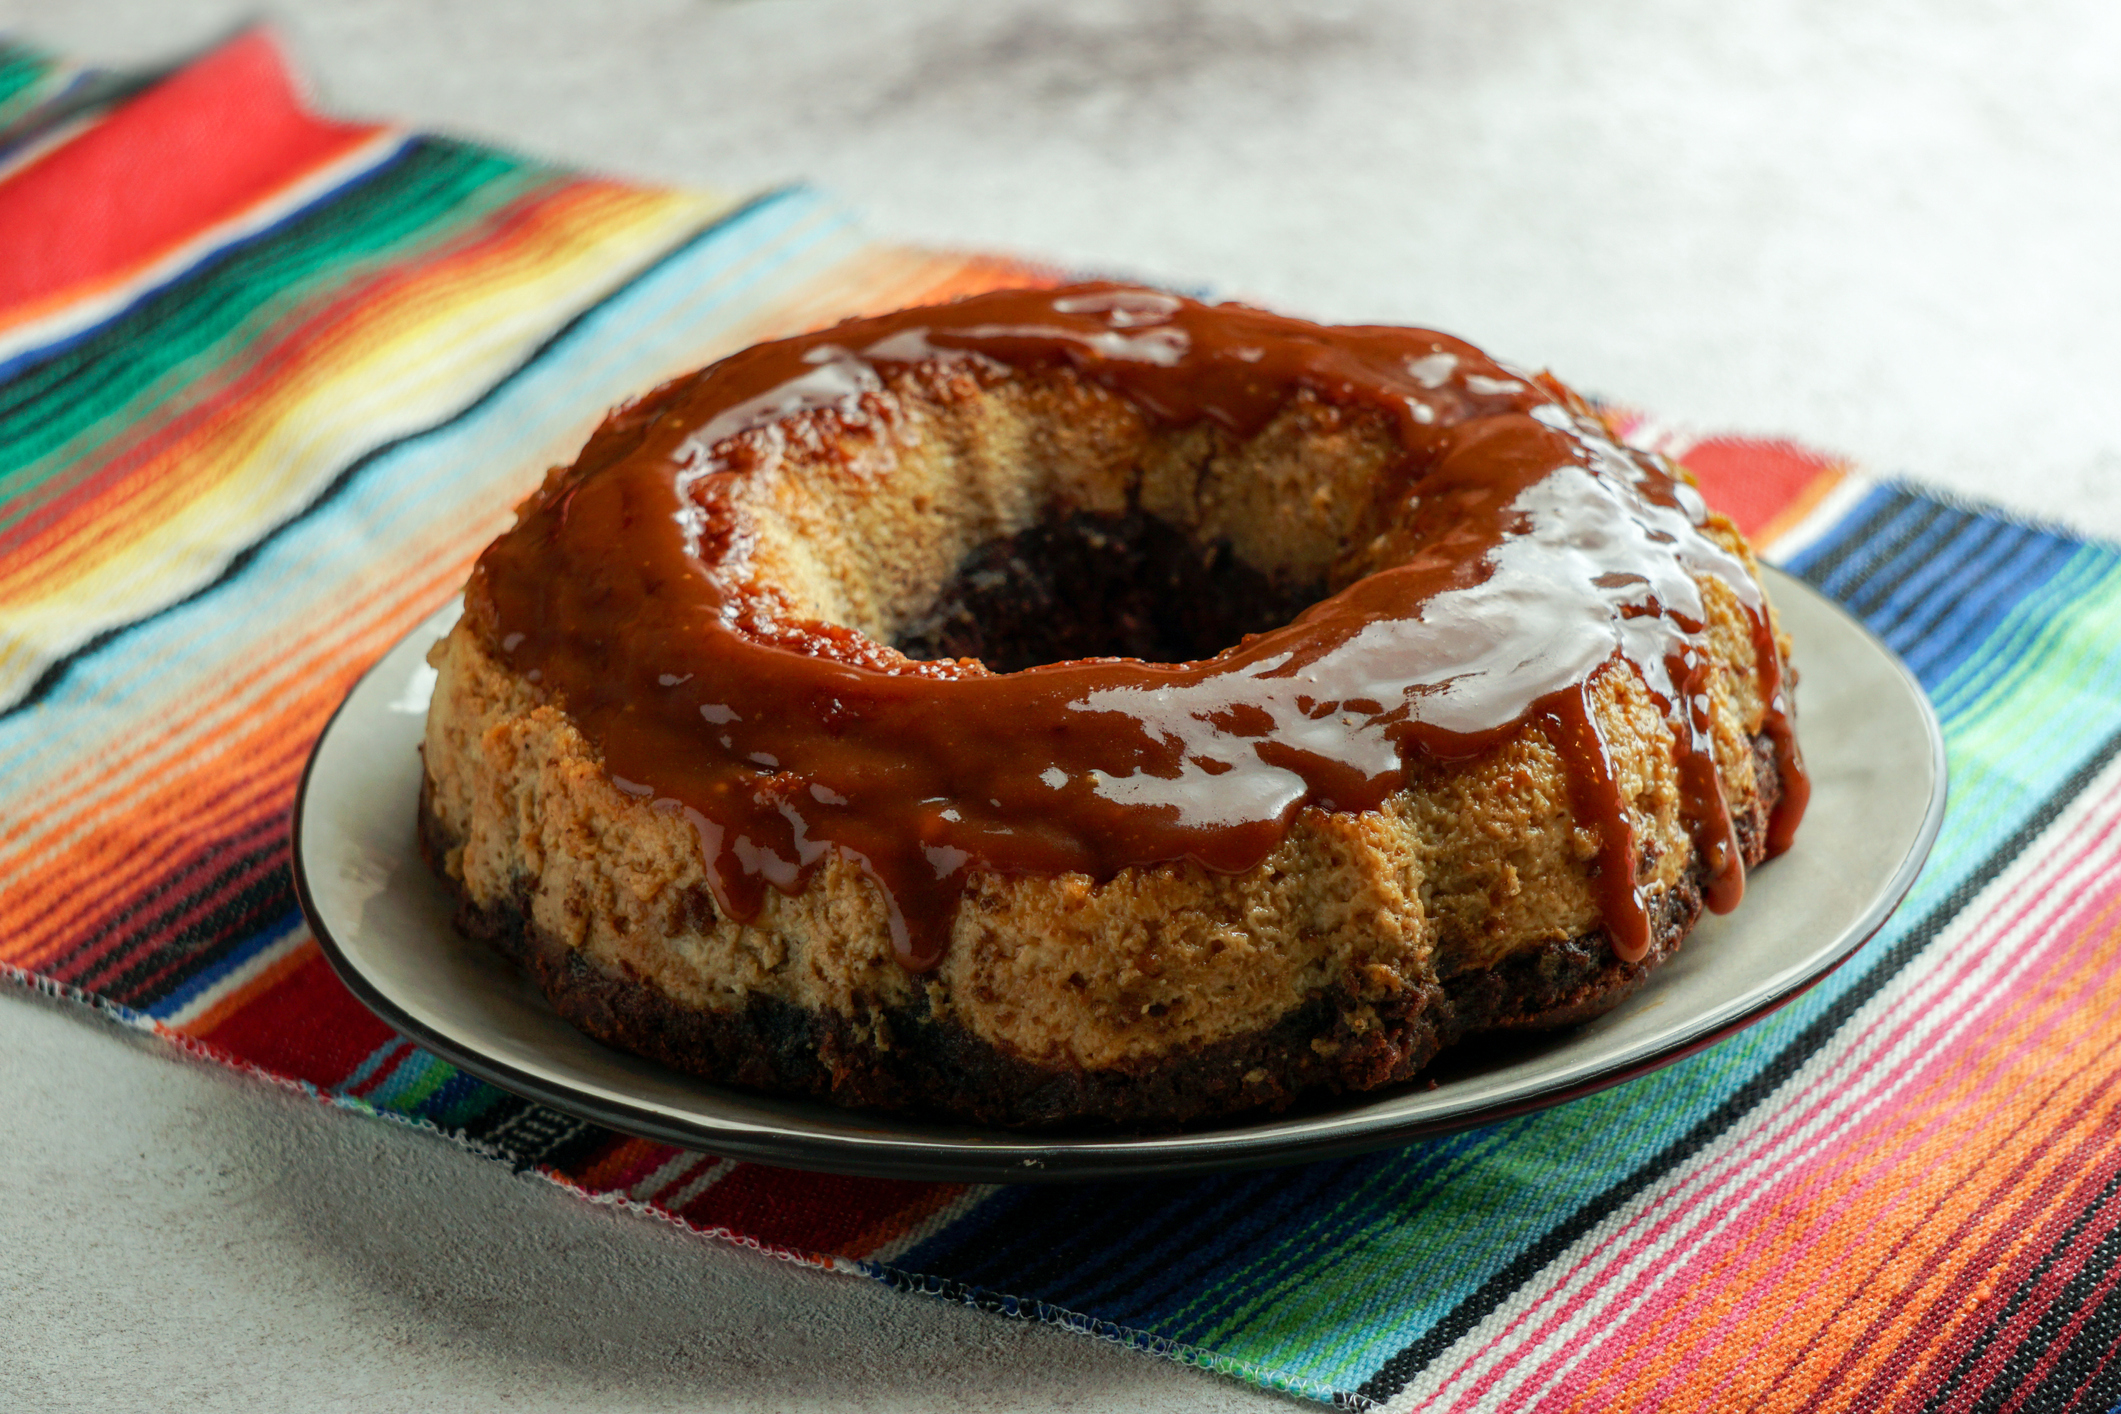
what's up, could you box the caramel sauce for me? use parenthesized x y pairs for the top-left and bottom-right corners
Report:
(466, 284), (1807, 970)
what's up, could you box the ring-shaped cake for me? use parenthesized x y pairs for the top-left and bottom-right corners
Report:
(419, 283), (1807, 1129)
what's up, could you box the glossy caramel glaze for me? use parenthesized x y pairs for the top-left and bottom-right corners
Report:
(465, 284), (1808, 970)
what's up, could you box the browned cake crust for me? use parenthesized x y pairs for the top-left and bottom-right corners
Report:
(419, 738), (1780, 1130)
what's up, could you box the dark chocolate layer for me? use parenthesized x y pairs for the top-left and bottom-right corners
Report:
(417, 735), (1778, 1132)
(894, 510), (1321, 672)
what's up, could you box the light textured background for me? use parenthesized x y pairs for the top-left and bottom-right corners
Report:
(4, 1), (2117, 1409)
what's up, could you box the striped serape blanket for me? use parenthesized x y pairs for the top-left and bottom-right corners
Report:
(8, 31), (2121, 1411)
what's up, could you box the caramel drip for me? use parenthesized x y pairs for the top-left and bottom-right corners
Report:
(1751, 608), (1813, 857)
(468, 283), (1808, 970)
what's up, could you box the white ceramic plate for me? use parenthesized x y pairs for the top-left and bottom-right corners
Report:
(293, 568), (1945, 1181)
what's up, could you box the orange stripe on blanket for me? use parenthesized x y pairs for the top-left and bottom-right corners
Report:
(61, 789), (302, 993)
(0, 553), (480, 966)
(1, 672), (420, 972)
(0, 723), (300, 951)
(3, 690), (324, 974)
(0, 510), (495, 877)
(1754, 940), (2121, 1409)
(1806, 1097), (2121, 1411)
(1552, 895), (2121, 1413)
(0, 533), (467, 847)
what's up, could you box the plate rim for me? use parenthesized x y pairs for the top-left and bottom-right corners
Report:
(292, 567), (1947, 1182)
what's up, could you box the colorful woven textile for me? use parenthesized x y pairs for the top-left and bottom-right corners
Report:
(8, 31), (2121, 1411)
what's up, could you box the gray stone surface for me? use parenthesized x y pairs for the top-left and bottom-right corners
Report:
(0, 988), (1285, 1412)
(3, 0), (2117, 1408)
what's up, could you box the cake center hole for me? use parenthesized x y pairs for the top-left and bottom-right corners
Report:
(893, 510), (1325, 672)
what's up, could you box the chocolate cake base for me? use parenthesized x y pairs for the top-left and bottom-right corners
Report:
(417, 749), (1775, 1133)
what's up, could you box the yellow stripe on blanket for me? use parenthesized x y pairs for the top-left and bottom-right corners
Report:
(0, 182), (727, 709)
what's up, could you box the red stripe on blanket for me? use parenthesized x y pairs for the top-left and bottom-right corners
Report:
(0, 172), (585, 570)
(678, 1163), (949, 1253)
(1677, 435), (1840, 540)
(0, 30), (383, 320)
(197, 949), (396, 1085)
